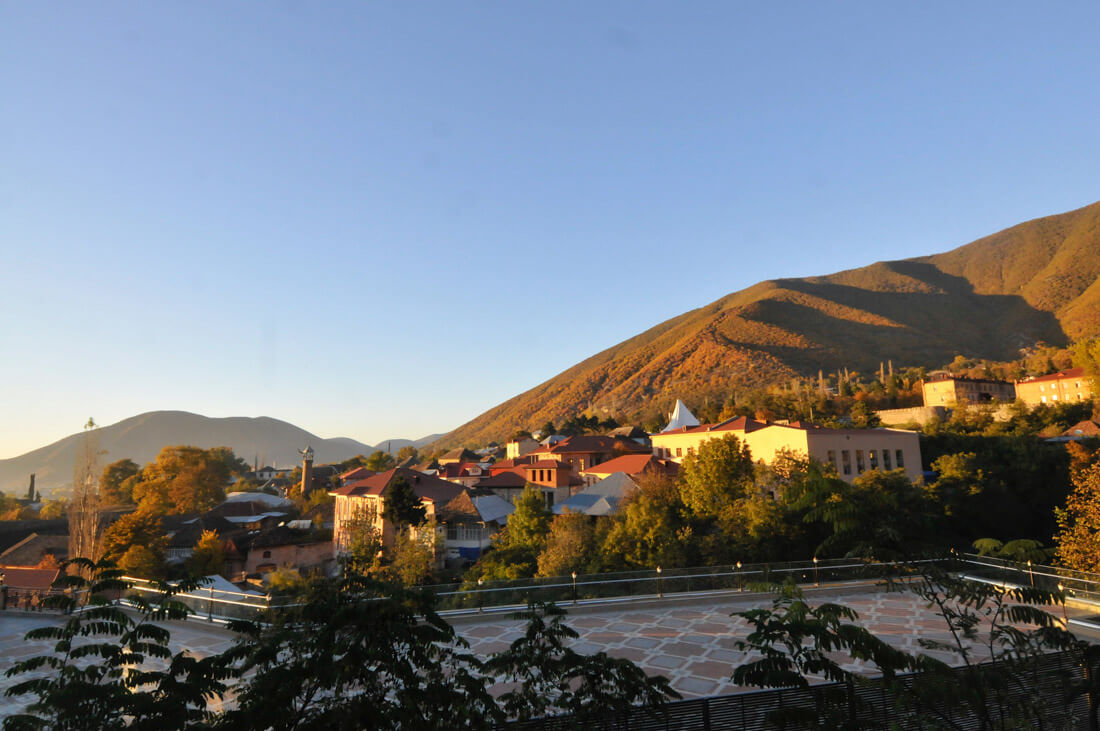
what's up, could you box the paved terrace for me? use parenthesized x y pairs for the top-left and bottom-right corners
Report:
(4, 580), (1096, 714)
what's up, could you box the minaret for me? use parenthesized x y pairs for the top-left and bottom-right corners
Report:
(299, 446), (315, 497)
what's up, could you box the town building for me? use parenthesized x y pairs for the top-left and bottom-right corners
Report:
(553, 472), (638, 516)
(525, 434), (650, 473)
(505, 436), (540, 459)
(1015, 367), (1094, 407)
(650, 416), (923, 484)
(328, 467), (464, 554)
(577, 453), (679, 486)
(921, 374), (1016, 407)
(437, 488), (513, 565)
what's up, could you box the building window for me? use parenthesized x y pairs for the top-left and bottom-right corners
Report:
(687, 447), (694, 455)
(855, 450), (865, 474)
(895, 450), (905, 468)
(826, 450), (836, 469)
(841, 450), (851, 475)
(545, 492), (554, 508)
(676, 448), (682, 457)
(883, 449), (892, 469)
(1053, 394), (1059, 401)
(446, 524), (458, 540)
(262, 550), (271, 559)
(869, 450), (878, 469)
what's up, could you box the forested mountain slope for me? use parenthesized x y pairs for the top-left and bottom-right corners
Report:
(444, 200), (1100, 446)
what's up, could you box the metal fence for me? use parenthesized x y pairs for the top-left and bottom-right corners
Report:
(427, 557), (926, 614)
(10, 554), (1097, 624)
(504, 651), (1089, 730)
(121, 576), (270, 622)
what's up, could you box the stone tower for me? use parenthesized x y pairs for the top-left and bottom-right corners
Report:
(299, 446), (315, 497)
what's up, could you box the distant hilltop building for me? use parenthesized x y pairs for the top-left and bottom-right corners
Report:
(1014, 367), (1093, 407)
(921, 373), (1016, 407)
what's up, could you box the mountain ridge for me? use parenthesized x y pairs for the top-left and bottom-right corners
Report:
(440, 200), (1100, 447)
(0, 411), (439, 495)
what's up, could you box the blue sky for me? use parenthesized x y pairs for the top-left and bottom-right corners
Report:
(2, 2), (1099, 458)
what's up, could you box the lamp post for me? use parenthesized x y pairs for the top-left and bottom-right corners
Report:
(1, 571), (6, 611)
(656, 566), (663, 599)
(1058, 582), (1069, 626)
(571, 571), (578, 606)
(736, 561), (743, 592)
(813, 556), (820, 587)
(1027, 560), (1034, 588)
(477, 578), (484, 614)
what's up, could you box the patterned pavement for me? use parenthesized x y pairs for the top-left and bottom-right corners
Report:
(0, 586), (1084, 713)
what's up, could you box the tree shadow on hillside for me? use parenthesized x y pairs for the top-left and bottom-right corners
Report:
(745, 260), (1068, 368)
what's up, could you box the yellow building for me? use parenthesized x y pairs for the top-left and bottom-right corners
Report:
(921, 374), (1015, 407)
(650, 416), (923, 484)
(1014, 367), (1093, 407)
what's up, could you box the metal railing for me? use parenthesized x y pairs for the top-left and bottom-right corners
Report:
(426, 557), (929, 614)
(10, 554), (1097, 623)
(120, 576), (270, 622)
(503, 650), (1088, 730)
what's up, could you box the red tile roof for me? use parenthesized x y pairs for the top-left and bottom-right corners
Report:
(475, 470), (529, 489)
(581, 454), (679, 477)
(1018, 367), (1086, 384)
(0, 565), (60, 591)
(329, 467), (464, 504)
(529, 435), (650, 456)
(339, 467), (375, 481)
(524, 460), (570, 470)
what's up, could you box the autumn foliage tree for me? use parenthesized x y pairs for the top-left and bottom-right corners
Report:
(1055, 459), (1100, 572)
(130, 446), (239, 515)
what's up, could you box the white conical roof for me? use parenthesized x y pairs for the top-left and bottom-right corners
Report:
(663, 399), (700, 432)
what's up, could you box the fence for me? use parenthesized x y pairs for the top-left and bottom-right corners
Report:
(504, 651), (1090, 730)
(11, 554), (1100, 624)
(427, 557), (929, 614)
(120, 576), (270, 622)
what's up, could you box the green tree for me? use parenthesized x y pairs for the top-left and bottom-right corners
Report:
(37, 498), (69, 520)
(3, 559), (229, 730)
(99, 458), (140, 505)
(1074, 336), (1100, 396)
(679, 434), (755, 519)
(504, 485), (552, 551)
(536, 509), (595, 577)
(848, 400), (880, 428)
(187, 530), (226, 577)
(365, 450), (396, 472)
(387, 521), (440, 586)
(381, 476), (426, 527)
(396, 445), (419, 463)
(601, 472), (691, 569)
(483, 602), (679, 724)
(796, 469), (940, 559)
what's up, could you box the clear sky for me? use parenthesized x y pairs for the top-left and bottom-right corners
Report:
(2, 2), (1099, 458)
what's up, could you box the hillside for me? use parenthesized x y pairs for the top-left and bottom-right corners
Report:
(0, 411), (381, 495)
(443, 200), (1100, 447)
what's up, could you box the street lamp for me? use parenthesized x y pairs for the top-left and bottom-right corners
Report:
(736, 561), (743, 592)
(1058, 582), (1069, 626)
(477, 577), (484, 614)
(571, 571), (578, 606)
(656, 566), (663, 599)
(812, 556), (820, 587)
(1027, 560), (1034, 587)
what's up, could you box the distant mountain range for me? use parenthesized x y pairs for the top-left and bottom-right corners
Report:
(0, 411), (442, 496)
(440, 200), (1100, 447)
